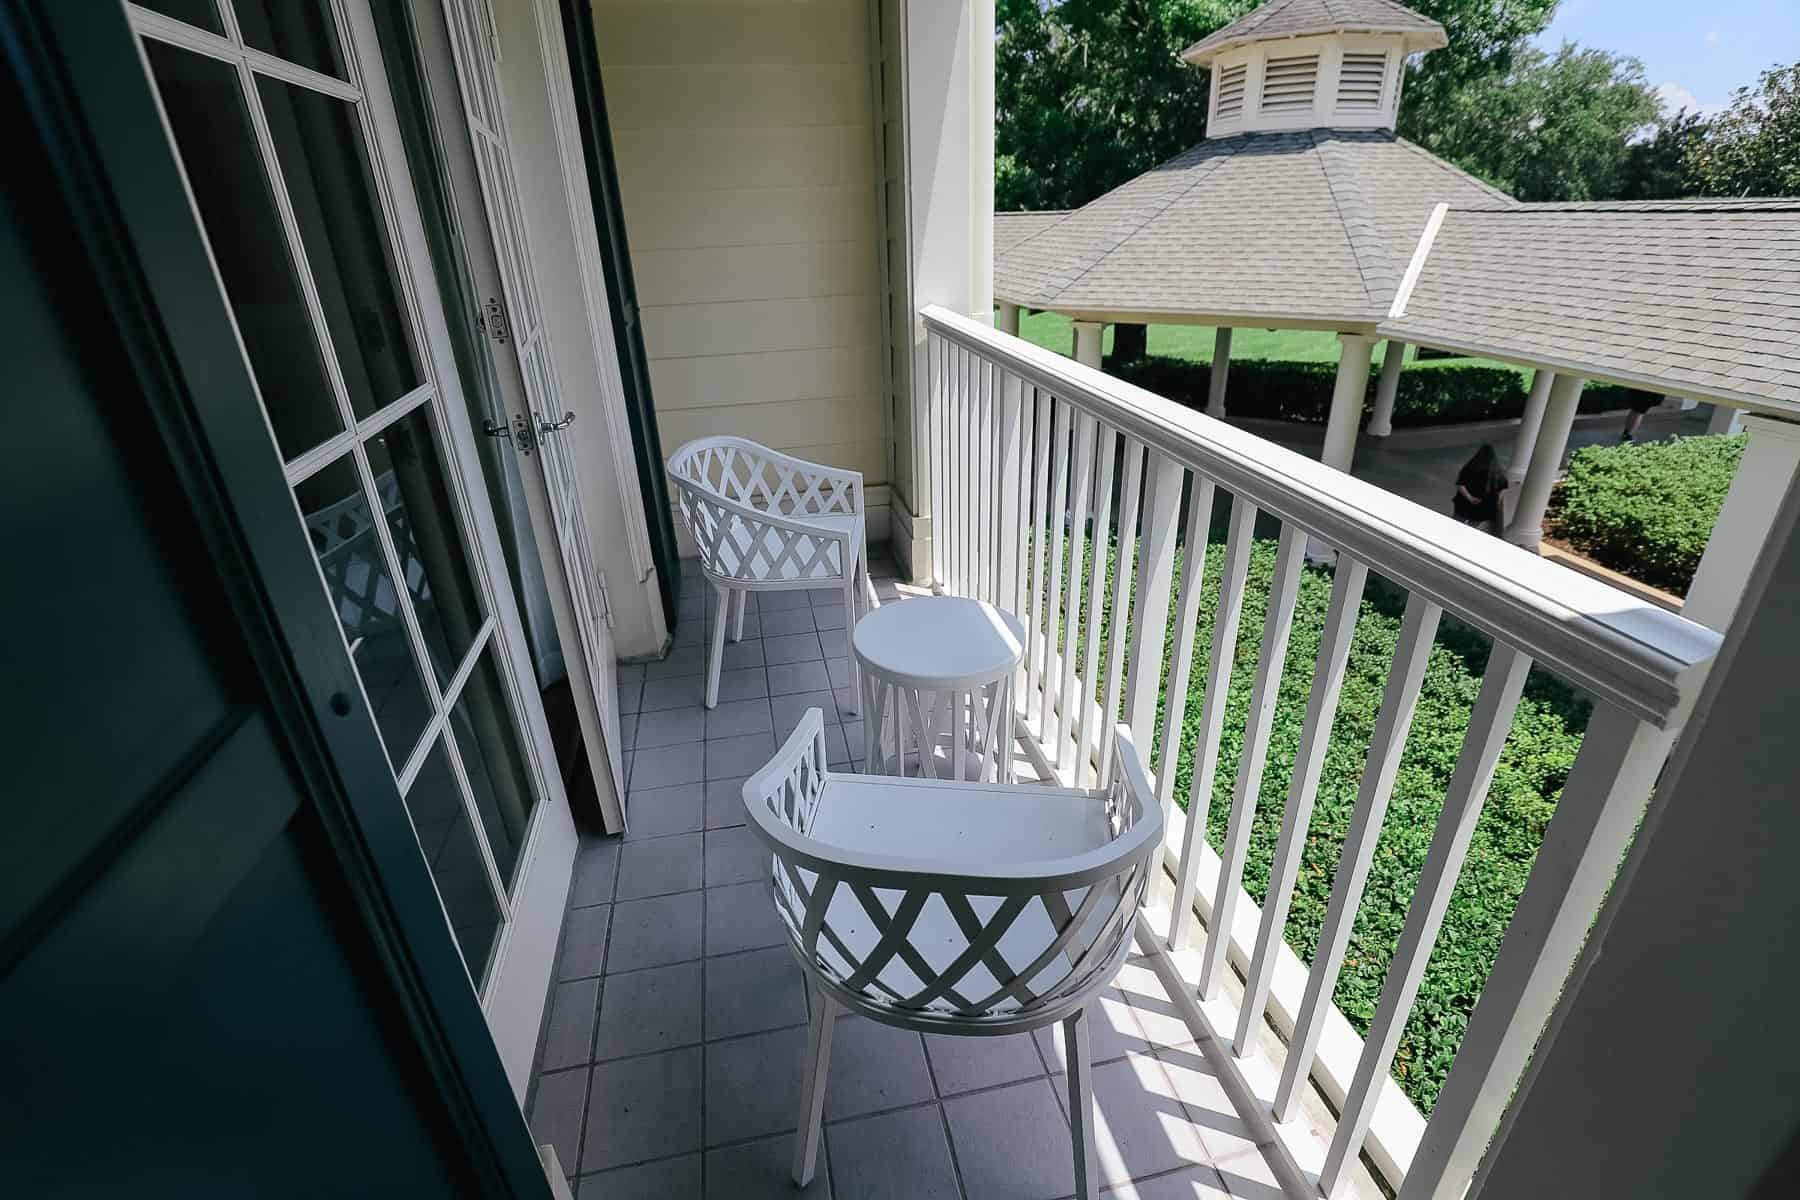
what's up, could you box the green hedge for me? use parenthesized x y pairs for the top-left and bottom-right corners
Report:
(1546, 433), (1745, 595)
(1081, 532), (1588, 1115)
(1107, 354), (1647, 428)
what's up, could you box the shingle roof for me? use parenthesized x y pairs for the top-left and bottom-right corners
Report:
(1181, 0), (1446, 64)
(1382, 201), (1800, 411)
(995, 210), (1071, 255)
(993, 129), (1510, 326)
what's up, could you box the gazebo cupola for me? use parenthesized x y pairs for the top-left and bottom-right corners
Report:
(1181, 0), (1448, 138)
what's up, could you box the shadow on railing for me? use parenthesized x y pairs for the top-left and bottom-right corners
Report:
(916, 305), (1721, 1199)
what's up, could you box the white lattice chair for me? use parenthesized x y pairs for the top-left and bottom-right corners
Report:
(742, 710), (1164, 1197)
(667, 437), (879, 708)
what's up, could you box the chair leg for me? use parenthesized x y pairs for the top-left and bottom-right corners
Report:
(706, 586), (730, 709)
(841, 568), (860, 717)
(862, 549), (880, 609)
(731, 588), (747, 642)
(793, 986), (838, 1187)
(1065, 1005), (1099, 1200)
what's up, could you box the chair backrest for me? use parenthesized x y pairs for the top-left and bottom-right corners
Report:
(742, 710), (1163, 1032)
(667, 437), (855, 586)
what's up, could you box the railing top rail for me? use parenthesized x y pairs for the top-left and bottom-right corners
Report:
(922, 305), (1720, 728)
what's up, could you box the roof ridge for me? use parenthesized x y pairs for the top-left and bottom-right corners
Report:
(1027, 142), (1243, 304)
(1310, 129), (1400, 311)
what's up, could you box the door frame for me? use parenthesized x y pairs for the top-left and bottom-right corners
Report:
(3, 0), (550, 1194)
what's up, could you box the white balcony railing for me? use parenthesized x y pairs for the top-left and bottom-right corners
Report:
(918, 305), (1721, 1199)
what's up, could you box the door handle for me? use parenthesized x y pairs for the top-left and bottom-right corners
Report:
(538, 410), (576, 435)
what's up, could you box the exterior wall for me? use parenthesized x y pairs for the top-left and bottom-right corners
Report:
(590, 0), (889, 542)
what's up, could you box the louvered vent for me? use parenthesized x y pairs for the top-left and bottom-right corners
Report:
(1259, 53), (1319, 113)
(1336, 51), (1388, 110)
(1214, 62), (1248, 121)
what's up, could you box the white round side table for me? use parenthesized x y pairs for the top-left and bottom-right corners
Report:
(852, 596), (1026, 782)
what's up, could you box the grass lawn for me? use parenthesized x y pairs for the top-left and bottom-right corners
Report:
(1065, 526), (1587, 1116)
(1016, 308), (1529, 377)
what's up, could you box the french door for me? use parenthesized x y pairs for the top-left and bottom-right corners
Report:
(438, 0), (626, 813)
(125, 0), (577, 1085)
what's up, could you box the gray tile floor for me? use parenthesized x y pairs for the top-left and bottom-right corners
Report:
(526, 551), (1286, 1199)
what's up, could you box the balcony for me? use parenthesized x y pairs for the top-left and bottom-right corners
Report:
(527, 310), (1716, 1200)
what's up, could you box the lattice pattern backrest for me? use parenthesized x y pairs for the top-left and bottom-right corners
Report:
(669, 439), (856, 585)
(669, 437), (859, 517)
(744, 718), (1163, 1029)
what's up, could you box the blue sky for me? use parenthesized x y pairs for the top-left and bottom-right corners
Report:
(1536, 0), (1800, 117)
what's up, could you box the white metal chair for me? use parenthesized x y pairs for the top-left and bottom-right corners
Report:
(742, 710), (1164, 1198)
(667, 436), (879, 708)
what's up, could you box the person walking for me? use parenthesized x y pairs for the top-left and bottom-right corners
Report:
(1452, 444), (1508, 534)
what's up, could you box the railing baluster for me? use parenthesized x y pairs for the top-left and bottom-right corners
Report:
(1124, 452), (1186, 777)
(1235, 556), (1368, 1053)
(1039, 399), (1072, 740)
(1320, 642), (1533, 1197)
(960, 345), (974, 596)
(1199, 521), (1309, 998)
(1098, 439), (1147, 786)
(1169, 494), (1257, 950)
(1154, 476), (1214, 819)
(1057, 411), (1098, 767)
(927, 333), (943, 587)
(978, 357), (995, 602)
(1074, 423), (1119, 786)
(1025, 389), (1052, 703)
(1274, 593), (1443, 1122)
(997, 370), (1023, 621)
(1396, 705), (1676, 1200)
(943, 339), (958, 591)
(1014, 387), (1035, 619)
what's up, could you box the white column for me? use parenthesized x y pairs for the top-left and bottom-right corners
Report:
(1707, 402), (1743, 436)
(1207, 327), (1233, 417)
(1683, 415), (1800, 631)
(1073, 321), (1104, 369)
(900, 0), (995, 582)
(1320, 333), (1378, 472)
(1503, 374), (1585, 551)
(1502, 368), (1556, 525)
(1366, 340), (1407, 437)
(997, 300), (1020, 336)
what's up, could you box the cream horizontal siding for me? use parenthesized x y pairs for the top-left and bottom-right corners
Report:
(592, 0), (886, 491)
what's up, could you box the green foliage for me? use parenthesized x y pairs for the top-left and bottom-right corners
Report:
(1069, 532), (1589, 1114)
(1406, 43), (1661, 201)
(1616, 108), (1712, 201)
(1548, 433), (1746, 595)
(1106, 354), (1637, 427)
(1684, 62), (1800, 198)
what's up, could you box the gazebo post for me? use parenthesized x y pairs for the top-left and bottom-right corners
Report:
(1073, 321), (1105, 370)
(1207, 327), (1233, 417)
(1366, 339), (1407, 436)
(1683, 415), (1800, 631)
(1707, 403), (1744, 436)
(1504, 374), (1585, 551)
(997, 301), (1021, 336)
(1320, 333), (1377, 472)
(1502, 368), (1557, 524)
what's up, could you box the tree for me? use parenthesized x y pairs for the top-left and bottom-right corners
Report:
(1683, 63), (1800, 197)
(1416, 44), (1660, 201)
(1616, 108), (1710, 201)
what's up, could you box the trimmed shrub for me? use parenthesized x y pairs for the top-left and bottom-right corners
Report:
(1107, 354), (1646, 428)
(1547, 432), (1745, 595)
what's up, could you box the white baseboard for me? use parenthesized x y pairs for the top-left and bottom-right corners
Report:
(890, 490), (932, 584)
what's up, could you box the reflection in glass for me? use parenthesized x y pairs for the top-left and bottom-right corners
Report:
(405, 739), (502, 985)
(232, 0), (346, 79)
(448, 646), (538, 890)
(144, 41), (342, 460)
(365, 408), (486, 686)
(257, 74), (422, 420)
(135, 0), (223, 34)
(294, 455), (433, 763)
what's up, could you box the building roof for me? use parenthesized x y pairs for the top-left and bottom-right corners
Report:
(1180, 0), (1447, 65)
(995, 210), (1071, 256)
(1382, 200), (1800, 412)
(993, 128), (1511, 326)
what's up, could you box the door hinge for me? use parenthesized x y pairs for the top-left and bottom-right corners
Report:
(597, 571), (615, 629)
(479, 296), (509, 344)
(482, 412), (536, 456)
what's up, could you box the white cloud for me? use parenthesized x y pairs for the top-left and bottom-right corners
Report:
(1654, 81), (1726, 119)
(1704, 30), (1722, 47)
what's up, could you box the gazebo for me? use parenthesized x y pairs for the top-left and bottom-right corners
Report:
(994, 0), (1510, 473)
